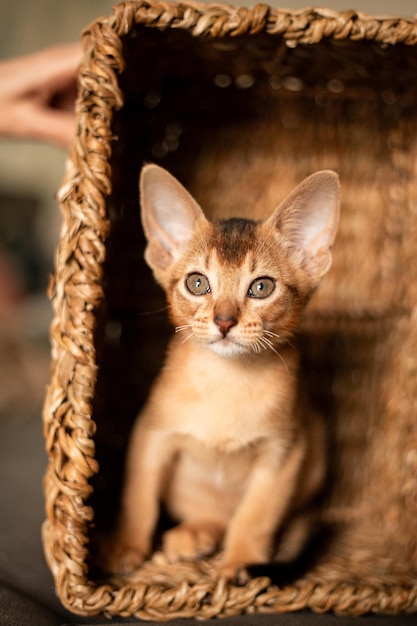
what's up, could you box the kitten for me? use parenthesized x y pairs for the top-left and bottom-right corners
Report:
(109, 164), (340, 581)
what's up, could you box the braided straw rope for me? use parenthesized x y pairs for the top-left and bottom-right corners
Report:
(43, 1), (417, 619)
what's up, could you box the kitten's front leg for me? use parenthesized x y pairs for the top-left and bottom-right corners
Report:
(216, 439), (305, 582)
(107, 420), (174, 574)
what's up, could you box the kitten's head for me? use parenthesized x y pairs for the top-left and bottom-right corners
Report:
(139, 164), (340, 358)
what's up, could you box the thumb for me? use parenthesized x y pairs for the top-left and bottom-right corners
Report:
(8, 100), (77, 147)
(29, 106), (77, 147)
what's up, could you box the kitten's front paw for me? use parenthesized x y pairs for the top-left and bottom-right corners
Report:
(163, 522), (223, 562)
(106, 542), (146, 575)
(213, 559), (250, 585)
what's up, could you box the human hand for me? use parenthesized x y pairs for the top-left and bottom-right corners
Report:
(0, 43), (81, 148)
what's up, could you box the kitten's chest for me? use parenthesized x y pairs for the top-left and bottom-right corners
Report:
(155, 342), (295, 450)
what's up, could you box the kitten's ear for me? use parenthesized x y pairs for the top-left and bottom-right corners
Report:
(140, 164), (205, 271)
(268, 171), (340, 283)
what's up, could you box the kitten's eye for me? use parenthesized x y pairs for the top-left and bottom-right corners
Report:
(248, 277), (275, 299)
(185, 273), (210, 296)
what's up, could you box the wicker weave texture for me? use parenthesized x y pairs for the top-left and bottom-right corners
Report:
(42, 1), (417, 619)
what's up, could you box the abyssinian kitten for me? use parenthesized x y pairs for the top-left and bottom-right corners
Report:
(109, 164), (340, 581)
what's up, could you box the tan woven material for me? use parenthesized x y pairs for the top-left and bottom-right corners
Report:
(42, 0), (417, 619)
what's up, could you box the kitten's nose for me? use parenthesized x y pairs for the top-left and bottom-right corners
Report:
(214, 314), (237, 336)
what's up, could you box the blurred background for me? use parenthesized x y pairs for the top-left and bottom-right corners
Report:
(0, 0), (414, 420)
(0, 1), (115, 418)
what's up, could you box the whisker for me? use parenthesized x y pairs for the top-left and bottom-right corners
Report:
(264, 329), (297, 351)
(258, 334), (289, 374)
(174, 322), (196, 344)
(251, 338), (262, 355)
(283, 338), (297, 351)
(175, 324), (193, 333)
(137, 305), (169, 317)
(180, 331), (195, 345)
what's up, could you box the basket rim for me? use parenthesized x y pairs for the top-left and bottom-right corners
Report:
(88, 1), (417, 47)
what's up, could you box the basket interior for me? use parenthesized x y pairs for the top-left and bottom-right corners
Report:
(87, 23), (417, 582)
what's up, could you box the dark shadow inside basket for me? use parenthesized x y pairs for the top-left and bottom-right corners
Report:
(88, 26), (417, 579)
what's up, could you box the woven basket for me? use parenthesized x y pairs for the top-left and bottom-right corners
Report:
(42, 0), (417, 619)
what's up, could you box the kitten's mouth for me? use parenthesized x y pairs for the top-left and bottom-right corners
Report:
(214, 335), (235, 346)
(208, 335), (248, 358)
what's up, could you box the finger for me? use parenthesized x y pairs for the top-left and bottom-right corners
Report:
(29, 109), (77, 147)
(33, 43), (82, 91)
(4, 102), (76, 148)
(1, 43), (82, 95)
